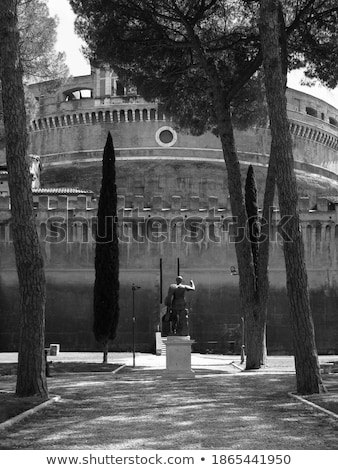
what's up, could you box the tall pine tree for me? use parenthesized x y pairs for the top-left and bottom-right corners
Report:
(0, 0), (48, 398)
(93, 132), (119, 363)
(259, 0), (324, 394)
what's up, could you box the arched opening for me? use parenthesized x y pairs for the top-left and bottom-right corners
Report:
(306, 225), (312, 252)
(315, 223), (321, 252)
(116, 81), (125, 96)
(306, 107), (318, 118)
(329, 117), (338, 127)
(92, 221), (98, 241)
(209, 223), (217, 243)
(63, 88), (93, 101)
(82, 223), (89, 243)
(9, 224), (13, 242)
(0, 225), (6, 242)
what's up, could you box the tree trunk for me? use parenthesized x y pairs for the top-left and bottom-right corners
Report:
(175, 14), (274, 370)
(0, 0), (48, 398)
(215, 100), (262, 369)
(259, 0), (324, 394)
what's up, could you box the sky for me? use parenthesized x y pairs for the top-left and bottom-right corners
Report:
(47, 0), (338, 108)
(47, 0), (90, 76)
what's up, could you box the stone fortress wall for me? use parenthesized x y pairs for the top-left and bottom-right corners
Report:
(0, 68), (338, 354)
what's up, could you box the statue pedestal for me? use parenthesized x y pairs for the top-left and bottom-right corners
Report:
(163, 335), (195, 378)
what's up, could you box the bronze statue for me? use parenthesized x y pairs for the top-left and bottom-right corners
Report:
(164, 276), (195, 335)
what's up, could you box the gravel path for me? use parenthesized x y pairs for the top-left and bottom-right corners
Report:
(0, 355), (337, 450)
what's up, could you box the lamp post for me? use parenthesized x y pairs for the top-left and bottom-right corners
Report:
(132, 283), (141, 367)
(240, 316), (245, 364)
(230, 266), (245, 362)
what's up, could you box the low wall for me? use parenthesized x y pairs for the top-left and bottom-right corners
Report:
(0, 266), (337, 354)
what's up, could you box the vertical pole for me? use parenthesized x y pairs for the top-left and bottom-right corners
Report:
(177, 257), (180, 277)
(132, 287), (135, 367)
(132, 284), (141, 367)
(160, 258), (163, 304)
(240, 316), (245, 364)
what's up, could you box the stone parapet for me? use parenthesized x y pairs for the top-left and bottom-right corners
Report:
(0, 192), (336, 215)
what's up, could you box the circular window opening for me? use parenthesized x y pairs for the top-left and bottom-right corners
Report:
(155, 126), (177, 147)
(159, 129), (174, 144)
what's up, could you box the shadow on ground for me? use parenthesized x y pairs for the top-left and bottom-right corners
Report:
(0, 367), (337, 450)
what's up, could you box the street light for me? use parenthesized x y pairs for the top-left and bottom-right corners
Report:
(229, 266), (245, 362)
(132, 283), (141, 367)
(240, 317), (245, 364)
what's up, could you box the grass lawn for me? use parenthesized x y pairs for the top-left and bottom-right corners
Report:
(304, 375), (338, 415)
(0, 393), (47, 424)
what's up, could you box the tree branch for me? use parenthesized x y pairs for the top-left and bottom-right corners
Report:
(227, 50), (262, 102)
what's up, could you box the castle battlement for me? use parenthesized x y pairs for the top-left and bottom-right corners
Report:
(0, 192), (337, 224)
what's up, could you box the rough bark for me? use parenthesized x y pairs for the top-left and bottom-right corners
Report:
(255, 144), (277, 366)
(0, 0), (48, 398)
(209, 78), (269, 369)
(245, 165), (260, 288)
(244, 164), (269, 368)
(93, 132), (119, 363)
(259, 0), (324, 394)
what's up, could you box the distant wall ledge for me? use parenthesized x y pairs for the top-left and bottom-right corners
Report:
(39, 149), (338, 182)
(28, 117), (338, 151)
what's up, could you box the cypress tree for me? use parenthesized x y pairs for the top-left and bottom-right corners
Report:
(93, 132), (119, 363)
(245, 164), (260, 286)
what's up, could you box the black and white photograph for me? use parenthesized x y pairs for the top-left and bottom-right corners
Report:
(0, 0), (337, 464)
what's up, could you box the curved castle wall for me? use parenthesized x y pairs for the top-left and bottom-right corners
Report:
(0, 69), (338, 354)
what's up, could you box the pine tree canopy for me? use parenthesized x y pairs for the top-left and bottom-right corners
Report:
(70, 1), (338, 134)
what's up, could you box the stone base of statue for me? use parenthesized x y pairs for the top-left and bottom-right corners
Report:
(163, 335), (195, 379)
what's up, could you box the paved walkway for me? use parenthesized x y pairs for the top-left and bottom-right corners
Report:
(0, 353), (337, 450)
